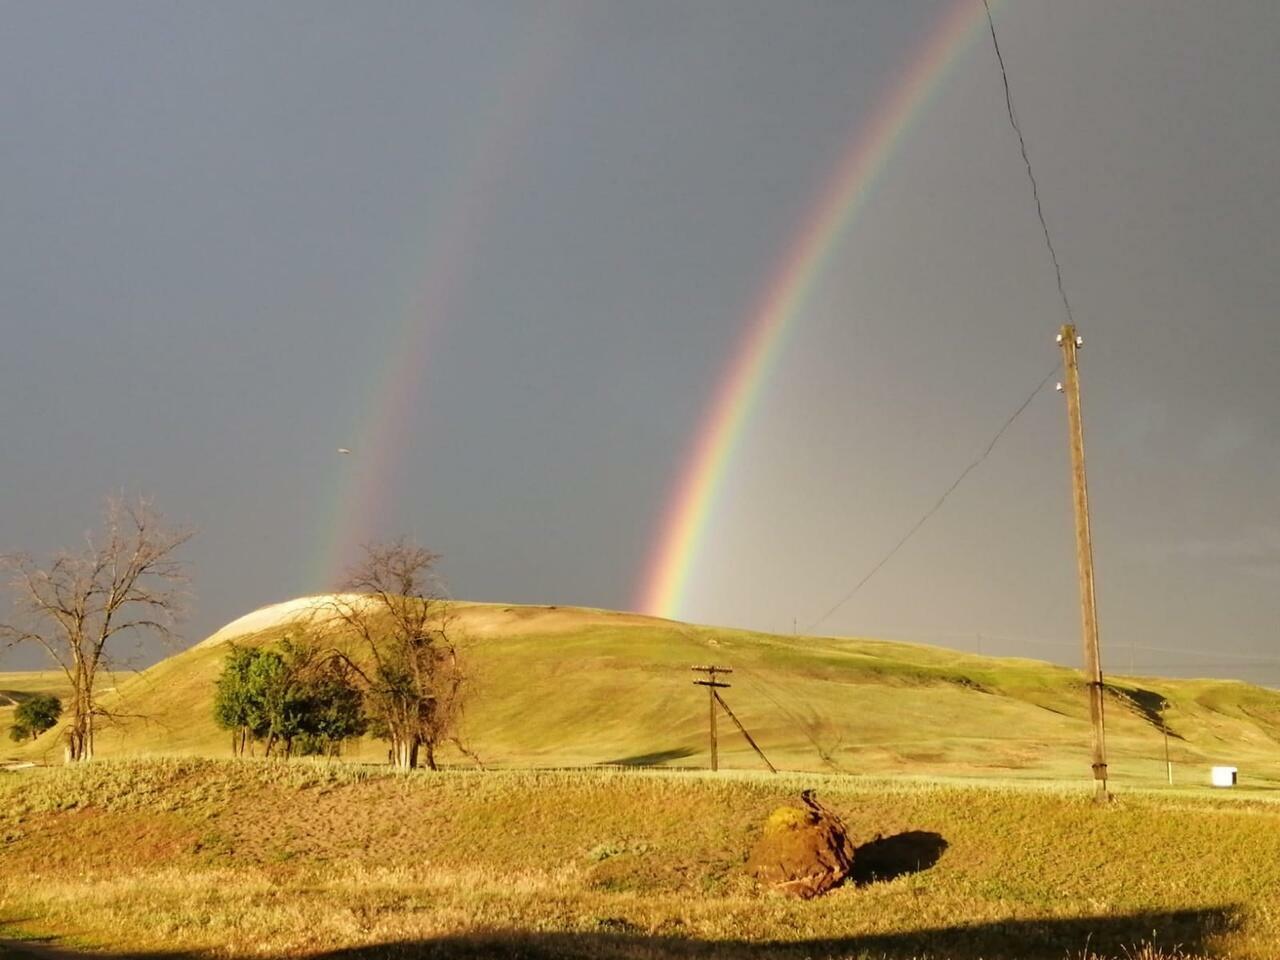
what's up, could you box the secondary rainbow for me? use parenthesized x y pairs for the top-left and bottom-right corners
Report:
(312, 15), (581, 588)
(636, 0), (997, 619)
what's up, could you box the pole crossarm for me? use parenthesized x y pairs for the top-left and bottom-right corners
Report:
(691, 664), (775, 774)
(692, 665), (731, 771)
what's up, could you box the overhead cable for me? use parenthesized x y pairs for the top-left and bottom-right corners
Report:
(805, 363), (1061, 634)
(983, 0), (1076, 326)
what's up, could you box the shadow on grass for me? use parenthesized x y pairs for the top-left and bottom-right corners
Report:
(1106, 684), (1184, 740)
(598, 747), (695, 767)
(853, 830), (948, 885)
(1, 907), (1239, 960)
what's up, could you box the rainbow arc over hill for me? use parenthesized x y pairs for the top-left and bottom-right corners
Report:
(636, 0), (997, 619)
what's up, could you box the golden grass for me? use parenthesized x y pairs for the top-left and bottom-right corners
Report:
(0, 759), (1276, 959)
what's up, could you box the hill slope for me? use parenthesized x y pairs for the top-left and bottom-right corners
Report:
(6, 599), (1280, 786)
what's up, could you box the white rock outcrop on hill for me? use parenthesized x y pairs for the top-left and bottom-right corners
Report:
(195, 596), (667, 651)
(193, 595), (358, 650)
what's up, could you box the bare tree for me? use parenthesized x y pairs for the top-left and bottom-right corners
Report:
(1, 497), (192, 761)
(320, 541), (473, 770)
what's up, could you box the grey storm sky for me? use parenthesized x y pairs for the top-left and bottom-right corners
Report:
(2, 1), (1279, 684)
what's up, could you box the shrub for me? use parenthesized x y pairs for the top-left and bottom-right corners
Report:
(10, 693), (62, 742)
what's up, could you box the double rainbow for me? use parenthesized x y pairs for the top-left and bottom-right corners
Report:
(636, 0), (996, 619)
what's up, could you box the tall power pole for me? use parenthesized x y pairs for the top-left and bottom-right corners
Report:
(690, 665), (777, 773)
(1057, 324), (1109, 803)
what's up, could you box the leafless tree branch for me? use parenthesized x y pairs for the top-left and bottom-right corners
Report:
(0, 495), (192, 761)
(311, 540), (475, 770)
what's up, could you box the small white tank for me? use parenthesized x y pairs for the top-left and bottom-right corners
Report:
(1211, 766), (1238, 787)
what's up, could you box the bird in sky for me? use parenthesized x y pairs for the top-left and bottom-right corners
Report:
(337, 448), (352, 455)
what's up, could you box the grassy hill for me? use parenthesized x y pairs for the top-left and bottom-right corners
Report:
(4, 599), (1280, 788)
(2, 758), (1279, 958)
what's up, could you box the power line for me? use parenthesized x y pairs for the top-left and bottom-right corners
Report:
(983, 0), (1075, 327)
(803, 9), (1085, 632)
(806, 362), (1061, 634)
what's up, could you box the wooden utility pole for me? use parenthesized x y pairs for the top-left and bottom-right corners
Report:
(692, 665), (732, 771)
(1057, 324), (1109, 803)
(691, 665), (776, 774)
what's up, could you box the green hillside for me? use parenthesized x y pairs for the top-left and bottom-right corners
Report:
(5, 599), (1280, 788)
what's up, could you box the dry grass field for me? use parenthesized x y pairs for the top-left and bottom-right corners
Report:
(1, 759), (1278, 959)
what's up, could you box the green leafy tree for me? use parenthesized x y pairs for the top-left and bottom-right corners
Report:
(9, 693), (62, 742)
(213, 639), (365, 758)
(254, 648), (303, 757)
(302, 657), (367, 755)
(212, 645), (295, 757)
(212, 645), (262, 756)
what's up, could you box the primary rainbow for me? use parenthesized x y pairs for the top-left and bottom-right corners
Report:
(636, 0), (996, 619)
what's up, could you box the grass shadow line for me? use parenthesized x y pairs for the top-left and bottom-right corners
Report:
(597, 747), (695, 767)
(3, 906), (1240, 960)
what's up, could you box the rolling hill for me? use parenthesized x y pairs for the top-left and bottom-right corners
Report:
(4, 598), (1280, 787)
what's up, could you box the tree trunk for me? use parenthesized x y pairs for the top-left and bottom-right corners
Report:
(65, 685), (92, 762)
(390, 736), (420, 769)
(65, 661), (90, 763)
(66, 712), (89, 761)
(423, 739), (437, 771)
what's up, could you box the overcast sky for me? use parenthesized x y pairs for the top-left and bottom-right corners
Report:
(3, 1), (1279, 684)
